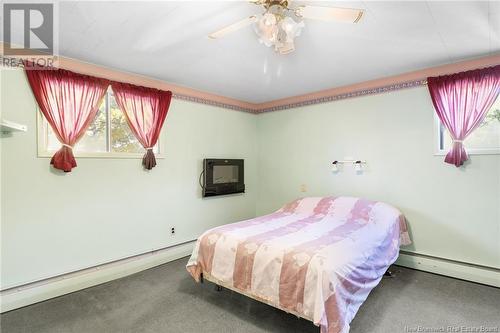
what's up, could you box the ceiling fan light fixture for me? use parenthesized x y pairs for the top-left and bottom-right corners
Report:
(255, 14), (278, 46)
(254, 8), (304, 54)
(208, 0), (364, 55)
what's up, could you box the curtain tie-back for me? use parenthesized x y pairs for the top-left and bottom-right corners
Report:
(24, 64), (109, 172)
(111, 82), (172, 170)
(452, 140), (463, 143)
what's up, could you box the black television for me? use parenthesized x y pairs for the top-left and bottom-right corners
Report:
(202, 159), (245, 197)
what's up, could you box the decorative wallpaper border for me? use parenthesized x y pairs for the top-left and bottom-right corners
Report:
(2, 58), (257, 113)
(172, 93), (258, 114)
(254, 55), (499, 114)
(257, 79), (428, 113)
(174, 79), (429, 114)
(2, 42), (497, 115)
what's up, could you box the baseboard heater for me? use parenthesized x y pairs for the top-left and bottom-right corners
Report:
(398, 250), (499, 272)
(2, 248), (497, 296)
(0, 239), (196, 295)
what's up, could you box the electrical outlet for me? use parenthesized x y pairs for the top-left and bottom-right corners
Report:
(171, 227), (175, 236)
(300, 184), (307, 192)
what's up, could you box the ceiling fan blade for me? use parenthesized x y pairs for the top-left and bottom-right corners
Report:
(209, 16), (258, 39)
(296, 6), (364, 23)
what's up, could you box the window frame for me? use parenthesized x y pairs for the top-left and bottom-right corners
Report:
(433, 114), (500, 156)
(36, 91), (164, 159)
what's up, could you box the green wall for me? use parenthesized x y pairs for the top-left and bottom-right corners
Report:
(2, 67), (499, 290)
(0, 68), (258, 288)
(256, 87), (499, 270)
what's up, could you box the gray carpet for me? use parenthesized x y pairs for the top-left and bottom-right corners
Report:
(1, 258), (499, 333)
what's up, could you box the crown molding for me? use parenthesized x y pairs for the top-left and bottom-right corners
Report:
(2, 42), (499, 114)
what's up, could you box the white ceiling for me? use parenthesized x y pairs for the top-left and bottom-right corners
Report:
(52, 1), (500, 102)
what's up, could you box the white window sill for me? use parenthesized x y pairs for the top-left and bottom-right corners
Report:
(38, 151), (165, 159)
(434, 149), (500, 156)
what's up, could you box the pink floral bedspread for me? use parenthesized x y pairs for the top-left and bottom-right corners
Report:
(187, 197), (411, 333)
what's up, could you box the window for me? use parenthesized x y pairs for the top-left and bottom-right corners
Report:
(436, 97), (500, 155)
(38, 89), (160, 158)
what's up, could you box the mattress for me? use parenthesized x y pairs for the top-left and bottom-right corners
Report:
(187, 196), (411, 333)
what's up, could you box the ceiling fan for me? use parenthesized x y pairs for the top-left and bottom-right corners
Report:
(208, 0), (364, 55)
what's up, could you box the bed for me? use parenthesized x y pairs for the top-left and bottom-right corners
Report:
(186, 196), (411, 333)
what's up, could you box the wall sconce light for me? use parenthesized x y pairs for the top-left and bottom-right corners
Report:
(330, 159), (366, 173)
(354, 160), (363, 172)
(331, 161), (339, 172)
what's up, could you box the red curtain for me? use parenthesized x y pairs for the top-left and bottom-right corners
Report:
(25, 66), (109, 172)
(428, 65), (500, 167)
(111, 82), (172, 169)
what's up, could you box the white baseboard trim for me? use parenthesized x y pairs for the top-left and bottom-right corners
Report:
(2, 244), (497, 313)
(396, 251), (500, 287)
(0, 241), (195, 313)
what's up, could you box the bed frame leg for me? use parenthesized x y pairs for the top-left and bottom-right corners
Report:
(200, 273), (204, 284)
(215, 284), (223, 292)
(384, 270), (393, 277)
